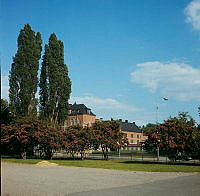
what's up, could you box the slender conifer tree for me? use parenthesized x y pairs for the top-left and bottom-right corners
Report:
(39, 45), (49, 119)
(39, 33), (71, 124)
(9, 24), (42, 118)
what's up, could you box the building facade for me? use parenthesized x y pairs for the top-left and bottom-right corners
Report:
(119, 120), (148, 146)
(65, 102), (96, 127)
(65, 103), (148, 147)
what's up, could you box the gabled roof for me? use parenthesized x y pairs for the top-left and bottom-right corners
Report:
(120, 121), (141, 133)
(69, 102), (96, 116)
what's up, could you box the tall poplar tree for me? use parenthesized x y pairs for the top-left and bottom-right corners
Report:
(9, 24), (42, 118)
(39, 45), (49, 119)
(39, 33), (71, 124)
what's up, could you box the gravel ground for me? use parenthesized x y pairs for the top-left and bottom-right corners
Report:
(1, 162), (199, 196)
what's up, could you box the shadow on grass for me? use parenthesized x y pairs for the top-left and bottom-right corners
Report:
(52, 157), (108, 161)
(1, 154), (106, 161)
(2, 154), (199, 166)
(120, 160), (200, 166)
(53, 157), (84, 160)
(1, 154), (21, 159)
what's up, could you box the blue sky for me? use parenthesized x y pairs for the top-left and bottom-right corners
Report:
(1, 0), (200, 125)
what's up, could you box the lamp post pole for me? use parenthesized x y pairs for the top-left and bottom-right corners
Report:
(157, 140), (160, 161)
(117, 142), (120, 157)
(156, 97), (168, 162)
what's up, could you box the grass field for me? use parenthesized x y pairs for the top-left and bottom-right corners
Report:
(2, 158), (200, 172)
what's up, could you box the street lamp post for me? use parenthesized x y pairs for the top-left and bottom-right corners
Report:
(141, 142), (144, 161)
(156, 97), (168, 162)
(117, 141), (120, 157)
(157, 140), (160, 161)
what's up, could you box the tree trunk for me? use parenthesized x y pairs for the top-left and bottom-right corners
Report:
(44, 147), (53, 160)
(101, 145), (108, 160)
(21, 151), (27, 159)
(70, 151), (75, 159)
(80, 151), (84, 160)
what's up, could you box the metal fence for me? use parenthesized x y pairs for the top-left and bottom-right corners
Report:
(50, 147), (200, 165)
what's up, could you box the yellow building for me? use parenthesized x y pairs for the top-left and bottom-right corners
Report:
(119, 119), (148, 146)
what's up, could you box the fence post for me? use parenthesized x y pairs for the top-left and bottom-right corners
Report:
(131, 148), (132, 161)
(141, 146), (143, 162)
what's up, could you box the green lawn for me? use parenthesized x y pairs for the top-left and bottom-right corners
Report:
(2, 158), (200, 172)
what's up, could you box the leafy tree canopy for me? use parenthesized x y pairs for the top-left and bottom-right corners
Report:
(9, 24), (42, 118)
(92, 121), (128, 160)
(39, 33), (71, 124)
(1, 99), (12, 125)
(141, 123), (157, 136)
(144, 112), (197, 161)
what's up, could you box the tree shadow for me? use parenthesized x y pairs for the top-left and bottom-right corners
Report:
(120, 160), (200, 166)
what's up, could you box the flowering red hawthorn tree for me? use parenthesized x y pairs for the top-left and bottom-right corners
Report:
(1, 117), (63, 160)
(34, 121), (63, 160)
(1, 117), (38, 159)
(144, 113), (196, 161)
(192, 124), (200, 160)
(92, 121), (128, 160)
(62, 126), (93, 159)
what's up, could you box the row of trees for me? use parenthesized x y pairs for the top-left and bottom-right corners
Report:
(9, 24), (71, 124)
(1, 119), (128, 160)
(143, 112), (200, 161)
(2, 24), (128, 161)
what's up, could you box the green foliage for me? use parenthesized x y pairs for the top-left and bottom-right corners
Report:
(63, 126), (93, 159)
(191, 125), (200, 160)
(1, 116), (38, 159)
(92, 121), (128, 160)
(1, 99), (12, 124)
(34, 121), (62, 160)
(141, 123), (157, 136)
(39, 33), (71, 124)
(39, 44), (50, 120)
(1, 117), (62, 159)
(9, 24), (42, 118)
(144, 112), (196, 161)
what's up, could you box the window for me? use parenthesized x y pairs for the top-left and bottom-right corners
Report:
(130, 140), (133, 144)
(131, 134), (133, 138)
(137, 135), (140, 139)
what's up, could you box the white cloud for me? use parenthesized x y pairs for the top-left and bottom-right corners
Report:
(131, 61), (200, 101)
(70, 96), (142, 112)
(185, 0), (200, 31)
(1, 75), (9, 99)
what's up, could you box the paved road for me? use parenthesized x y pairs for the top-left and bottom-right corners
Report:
(1, 162), (200, 196)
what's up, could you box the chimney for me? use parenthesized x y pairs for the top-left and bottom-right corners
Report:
(125, 120), (128, 123)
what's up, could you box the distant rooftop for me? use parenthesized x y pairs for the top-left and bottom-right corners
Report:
(119, 119), (141, 133)
(69, 102), (96, 116)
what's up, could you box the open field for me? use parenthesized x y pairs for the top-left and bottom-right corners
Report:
(2, 158), (200, 172)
